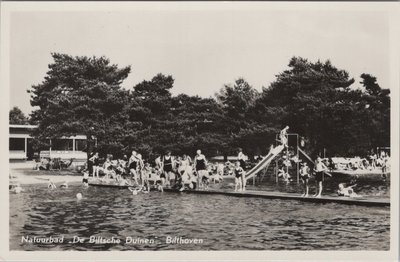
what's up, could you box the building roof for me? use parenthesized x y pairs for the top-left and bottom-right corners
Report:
(9, 124), (37, 129)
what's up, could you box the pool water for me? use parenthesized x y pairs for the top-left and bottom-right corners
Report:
(10, 183), (390, 251)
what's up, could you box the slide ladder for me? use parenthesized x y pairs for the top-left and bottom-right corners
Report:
(298, 148), (314, 164)
(298, 148), (332, 177)
(245, 145), (284, 181)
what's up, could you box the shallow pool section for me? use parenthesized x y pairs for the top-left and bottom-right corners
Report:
(10, 184), (390, 250)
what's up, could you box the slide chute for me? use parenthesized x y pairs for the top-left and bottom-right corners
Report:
(245, 145), (284, 181)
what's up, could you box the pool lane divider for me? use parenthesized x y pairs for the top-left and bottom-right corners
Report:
(88, 183), (389, 207)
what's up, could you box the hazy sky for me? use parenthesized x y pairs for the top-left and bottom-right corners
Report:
(8, 5), (391, 115)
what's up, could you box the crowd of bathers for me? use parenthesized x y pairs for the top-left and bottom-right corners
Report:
(84, 148), (250, 192)
(324, 151), (391, 172)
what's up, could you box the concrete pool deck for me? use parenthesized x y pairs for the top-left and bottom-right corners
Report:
(87, 182), (390, 207)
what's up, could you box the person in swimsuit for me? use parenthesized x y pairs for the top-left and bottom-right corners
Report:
(237, 148), (247, 170)
(300, 162), (310, 197)
(87, 152), (94, 175)
(211, 163), (224, 183)
(162, 151), (174, 187)
(234, 161), (245, 192)
(128, 151), (139, 186)
(314, 157), (328, 198)
(337, 183), (359, 197)
(194, 150), (208, 190)
(155, 154), (163, 169)
(178, 154), (192, 180)
(137, 154), (145, 186)
(89, 152), (100, 178)
(142, 162), (151, 191)
(48, 180), (57, 189)
(114, 159), (125, 181)
(117, 155), (128, 178)
(82, 170), (89, 187)
(237, 148), (248, 191)
(279, 126), (289, 147)
(102, 155), (115, 181)
(153, 168), (164, 192)
(60, 181), (68, 188)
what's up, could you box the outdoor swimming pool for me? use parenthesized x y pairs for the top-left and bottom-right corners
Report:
(10, 183), (390, 251)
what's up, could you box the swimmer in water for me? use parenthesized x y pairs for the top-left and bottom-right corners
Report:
(60, 181), (68, 188)
(128, 187), (139, 195)
(76, 193), (83, 200)
(11, 184), (24, 193)
(337, 183), (359, 197)
(48, 180), (57, 189)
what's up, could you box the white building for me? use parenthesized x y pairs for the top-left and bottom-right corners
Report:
(9, 124), (87, 162)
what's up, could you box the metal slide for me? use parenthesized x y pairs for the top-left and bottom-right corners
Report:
(245, 145), (284, 181)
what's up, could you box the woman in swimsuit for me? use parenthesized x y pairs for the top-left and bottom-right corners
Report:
(128, 151), (139, 186)
(162, 151), (175, 187)
(194, 150), (208, 190)
(234, 161), (245, 192)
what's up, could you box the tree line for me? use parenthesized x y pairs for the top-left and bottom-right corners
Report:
(10, 53), (390, 160)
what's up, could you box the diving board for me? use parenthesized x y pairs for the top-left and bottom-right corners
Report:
(245, 145), (284, 181)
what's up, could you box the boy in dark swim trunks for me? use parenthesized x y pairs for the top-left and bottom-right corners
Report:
(300, 162), (310, 197)
(314, 157), (328, 198)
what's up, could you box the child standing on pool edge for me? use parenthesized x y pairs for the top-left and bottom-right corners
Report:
(314, 157), (328, 198)
(300, 162), (310, 197)
(89, 152), (100, 179)
(237, 148), (247, 191)
(194, 149), (208, 190)
(234, 161), (245, 192)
